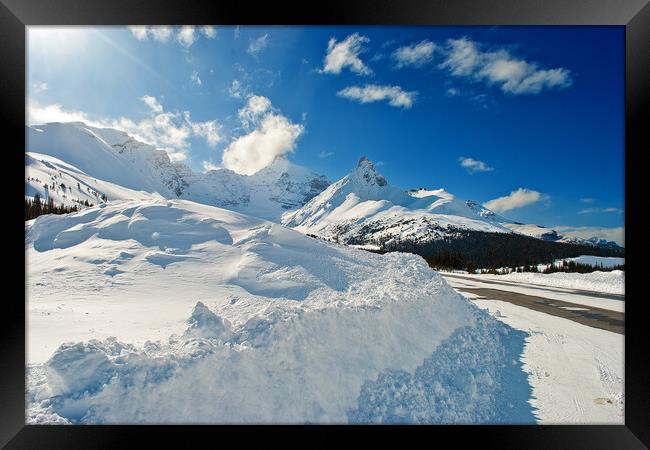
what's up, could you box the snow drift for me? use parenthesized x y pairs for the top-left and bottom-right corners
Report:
(26, 199), (535, 424)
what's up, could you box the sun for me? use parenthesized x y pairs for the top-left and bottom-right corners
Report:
(27, 26), (89, 58)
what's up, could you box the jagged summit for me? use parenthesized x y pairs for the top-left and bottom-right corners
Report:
(352, 156), (388, 188)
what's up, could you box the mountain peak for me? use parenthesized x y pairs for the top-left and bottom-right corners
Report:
(357, 155), (371, 167)
(352, 156), (387, 187)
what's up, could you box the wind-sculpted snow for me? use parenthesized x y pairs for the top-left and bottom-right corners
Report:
(26, 199), (535, 423)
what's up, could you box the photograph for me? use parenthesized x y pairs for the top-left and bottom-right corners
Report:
(24, 24), (626, 425)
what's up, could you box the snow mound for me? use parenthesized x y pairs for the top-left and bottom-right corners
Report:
(27, 199), (535, 424)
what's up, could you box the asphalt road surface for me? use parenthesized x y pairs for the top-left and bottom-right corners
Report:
(441, 274), (624, 335)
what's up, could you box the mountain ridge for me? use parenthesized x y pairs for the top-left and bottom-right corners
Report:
(26, 121), (622, 251)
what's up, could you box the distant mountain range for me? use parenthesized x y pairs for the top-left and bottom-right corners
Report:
(26, 122), (329, 221)
(281, 156), (623, 252)
(25, 122), (623, 258)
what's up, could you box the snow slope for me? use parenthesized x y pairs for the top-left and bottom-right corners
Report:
(26, 199), (535, 424)
(282, 157), (512, 246)
(26, 152), (163, 208)
(27, 122), (329, 220)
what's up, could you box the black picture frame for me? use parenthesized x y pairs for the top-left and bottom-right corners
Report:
(2, 0), (648, 447)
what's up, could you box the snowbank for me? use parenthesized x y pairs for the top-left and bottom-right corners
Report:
(26, 199), (534, 424)
(472, 299), (623, 424)
(491, 271), (624, 295)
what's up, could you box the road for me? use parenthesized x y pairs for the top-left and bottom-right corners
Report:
(441, 273), (624, 334)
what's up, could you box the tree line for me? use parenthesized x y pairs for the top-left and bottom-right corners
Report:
(25, 194), (83, 220)
(379, 227), (624, 271)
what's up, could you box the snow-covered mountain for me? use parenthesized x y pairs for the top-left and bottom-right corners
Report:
(282, 157), (623, 251)
(501, 222), (622, 249)
(282, 157), (514, 247)
(27, 122), (329, 220)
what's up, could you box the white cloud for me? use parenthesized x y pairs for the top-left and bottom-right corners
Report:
(191, 70), (202, 86)
(440, 38), (481, 76)
(140, 94), (164, 114)
(580, 197), (596, 204)
(553, 226), (625, 247)
(247, 33), (268, 56)
(237, 94), (272, 126)
(201, 26), (216, 39)
(321, 33), (372, 76)
(32, 82), (48, 93)
(28, 102), (91, 125)
(318, 151), (334, 159)
(228, 80), (242, 98)
(28, 97), (222, 162)
(128, 26), (149, 40)
(222, 95), (304, 175)
(177, 26), (196, 47)
(446, 87), (460, 97)
(458, 156), (493, 174)
(128, 26), (175, 43)
(440, 37), (572, 95)
(393, 40), (436, 68)
(484, 188), (546, 213)
(337, 84), (417, 109)
(202, 160), (221, 172)
(129, 26), (204, 47)
(234, 26), (240, 40)
(150, 26), (173, 42)
(578, 207), (623, 214)
(184, 112), (223, 148)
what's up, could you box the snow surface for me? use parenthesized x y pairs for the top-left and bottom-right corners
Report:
(26, 199), (536, 424)
(472, 300), (623, 424)
(480, 271), (624, 295)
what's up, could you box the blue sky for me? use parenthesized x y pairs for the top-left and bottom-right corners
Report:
(27, 25), (625, 244)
